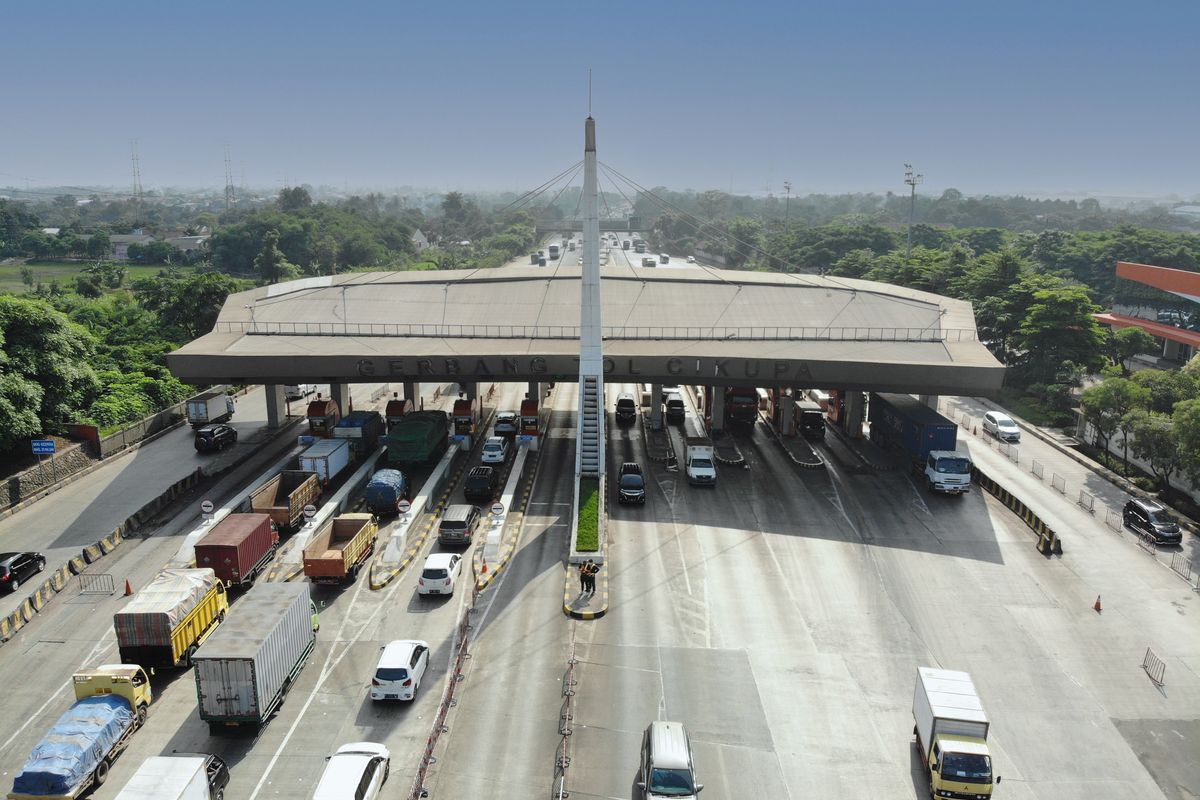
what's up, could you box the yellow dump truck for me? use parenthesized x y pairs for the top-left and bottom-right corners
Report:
(114, 568), (229, 669)
(9, 665), (153, 799)
(302, 513), (379, 584)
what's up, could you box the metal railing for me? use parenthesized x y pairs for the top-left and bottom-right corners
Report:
(552, 633), (578, 800)
(215, 320), (980, 343)
(1142, 647), (1166, 686)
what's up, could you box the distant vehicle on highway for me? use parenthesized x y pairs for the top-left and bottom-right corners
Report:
(0, 551), (45, 593)
(538, 257), (547, 266)
(284, 384), (316, 401)
(642, 257), (657, 267)
(686, 255), (696, 263)
(659, 253), (670, 264)
(194, 424), (237, 453)
(981, 411), (1021, 443)
(312, 742), (390, 799)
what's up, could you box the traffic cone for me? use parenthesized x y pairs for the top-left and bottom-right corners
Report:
(481, 562), (489, 574)
(124, 579), (133, 596)
(1093, 595), (1102, 613)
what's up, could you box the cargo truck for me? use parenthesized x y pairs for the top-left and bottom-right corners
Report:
(386, 411), (450, 465)
(303, 513), (379, 584)
(192, 582), (316, 735)
(114, 569), (229, 669)
(186, 392), (234, 428)
(548, 244), (560, 259)
(869, 393), (972, 494)
(305, 394), (341, 437)
(793, 400), (825, 440)
(724, 387), (760, 425)
(112, 755), (229, 800)
(685, 438), (717, 486)
(333, 410), (384, 457)
(299, 439), (352, 485)
(249, 470), (320, 533)
(9, 665), (152, 799)
(364, 469), (409, 516)
(452, 397), (480, 435)
(913, 667), (999, 798)
(194, 514), (278, 588)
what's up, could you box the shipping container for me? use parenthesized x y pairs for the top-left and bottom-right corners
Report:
(114, 569), (228, 669)
(303, 514), (379, 584)
(249, 470), (320, 532)
(112, 755), (228, 800)
(299, 439), (352, 484)
(192, 583), (315, 734)
(186, 392), (232, 428)
(194, 513), (278, 587)
(868, 393), (958, 463)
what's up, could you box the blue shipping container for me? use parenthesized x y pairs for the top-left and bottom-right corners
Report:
(868, 393), (958, 462)
(12, 695), (134, 796)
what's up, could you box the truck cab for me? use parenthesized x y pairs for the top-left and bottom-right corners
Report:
(74, 665), (152, 717)
(924, 450), (972, 495)
(724, 387), (759, 425)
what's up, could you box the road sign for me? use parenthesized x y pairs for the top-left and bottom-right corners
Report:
(491, 502), (505, 516)
(303, 504), (317, 519)
(397, 499), (411, 515)
(200, 500), (214, 514)
(31, 439), (56, 455)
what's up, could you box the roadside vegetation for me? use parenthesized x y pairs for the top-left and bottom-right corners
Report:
(576, 478), (599, 551)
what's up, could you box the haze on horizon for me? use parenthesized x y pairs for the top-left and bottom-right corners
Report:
(3, 0), (1198, 200)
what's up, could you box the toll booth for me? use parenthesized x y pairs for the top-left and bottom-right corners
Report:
(306, 394), (341, 438)
(385, 392), (414, 429)
(520, 396), (540, 451)
(452, 397), (481, 436)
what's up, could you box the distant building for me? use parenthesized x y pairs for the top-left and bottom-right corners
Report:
(40, 227), (61, 236)
(109, 233), (154, 260)
(411, 229), (431, 252)
(1168, 204), (1200, 220)
(1095, 261), (1200, 365)
(165, 235), (209, 255)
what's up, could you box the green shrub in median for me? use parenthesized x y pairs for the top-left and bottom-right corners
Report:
(576, 478), (599, 551)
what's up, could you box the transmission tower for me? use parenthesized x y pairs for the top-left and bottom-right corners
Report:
(130, 141), (144, 227)
(224, 146), (237, 210)
(904, 163), (923, 258)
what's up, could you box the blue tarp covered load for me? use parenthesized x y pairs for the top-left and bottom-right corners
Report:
(11, 695), (133, 796)
(364, 469), (407, 513)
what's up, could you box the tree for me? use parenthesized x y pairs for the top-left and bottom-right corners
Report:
(1010, 282), (1106, 383)
(1129, 411), (1184, 498)
(315, 235), (339, 275)
(278, 186), (313, 211)
(132, 270), (245, 341)
(725, 218), (763, 268)
(254, 230), (298, 284)
(1131, 369), (1197, 414)
(19, 266), (33, 288)
(86, 231), (111, 259)
(1171, 399), (1200, 487)
(74, 273), (103, 298)
(1105, 327), (1157, 374)
(0, 373), (44, 451)
(1079, 377), (1150, 473)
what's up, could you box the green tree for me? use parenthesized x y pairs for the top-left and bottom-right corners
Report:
(1105, 327), (1158, 374)
(1010, 283), (1106, 383)
(1171, 399), (1200, 487)
(1129, 411), (1184, 497)
(74, 273), (103, 298)
(278, 186), (313, 211)
(86, 231), (111, 259)
(315, 235), (339, 275)
(1131, 369), (1197, 414)
(1080, 377), (1150, 473)
(19, 266), (34, 288)
(725, 218), (763, 268)
(132, 270), (245, 341)
(254, 230), (298, 284)
(0, 373), (44, 450)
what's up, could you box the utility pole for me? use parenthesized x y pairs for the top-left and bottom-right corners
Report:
(783, 180), (792, 223)
(224, 146), (236, 210)
(904, 163), (923, 258)
(130, 140), (144, 228)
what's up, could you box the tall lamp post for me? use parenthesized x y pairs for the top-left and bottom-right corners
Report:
(904, 163), (923, 258)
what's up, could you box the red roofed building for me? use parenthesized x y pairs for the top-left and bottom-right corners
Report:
(1094, 261), (1200, 366)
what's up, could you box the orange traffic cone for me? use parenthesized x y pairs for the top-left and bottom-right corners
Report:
(481, 562), (489, 574)
(1093, 595), (1102, 613)
(124, 579), (133, 596)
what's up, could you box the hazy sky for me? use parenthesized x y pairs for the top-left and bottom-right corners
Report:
(3, 0), (1198, 198)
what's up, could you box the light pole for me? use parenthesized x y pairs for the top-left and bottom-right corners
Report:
(783, 181), (792, 223)
(904, 163), (923, 258)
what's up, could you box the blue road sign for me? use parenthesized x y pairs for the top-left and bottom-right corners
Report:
(31, 439), (56, 455)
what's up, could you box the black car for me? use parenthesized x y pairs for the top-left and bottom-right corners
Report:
(195, 424), (237, 453)
(464, 466), (499, 503)
(1123, 499), (1183, 545)
(617, 462), (646, 505)
(0, 551), (46, 593)
(614, 393), (637, 425)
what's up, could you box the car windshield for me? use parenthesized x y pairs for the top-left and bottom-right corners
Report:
(691, 459), (713, 469)
(375, 667), (408, 681)
(1148, 510), (1174, 524)
(620, 475), (644, 489)
(940, 752), (992, 783)
(729, 396), (757, 405)
(649, 767), (695, 795)
(485, 444), (501, 452)
(935, 457), (971, 474)
(422, 568), (448, 579)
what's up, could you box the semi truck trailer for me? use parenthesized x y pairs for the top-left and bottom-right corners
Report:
(186, 392), (233, 428)
(869, 393), (972, 494)
(194, 513), (278, 588)
(112, 755), (229, 800)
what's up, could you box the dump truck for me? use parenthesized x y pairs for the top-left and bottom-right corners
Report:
(299, 439), (352, 485)
(452, 397), (480, 435)
(305, 394), (341, 437)
(333, 410), (384, 457)
(194, 513), (278, 588)
(386, 411), (450, 465)
(9, 665), (152, 799)
(193, 582), (316, 735)
(685, 437), (717, 486)
(186, 392), (233, 428)
(869, 393), (971, 494)
(385, 392), (414, 428)
(112, 754), (229, 800)
(249, 470), (320, 533)
(913, 667), (999, 798)
(114, 568), (229, 669)
(303, 513), (379, 584)
(724, 387), (760, 425)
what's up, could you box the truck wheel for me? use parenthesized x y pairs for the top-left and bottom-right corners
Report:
(94, 759), (110, 787)
(185, 645), (198, 666)
(36, 559), (45, 573)
(137, 704), (148, 726)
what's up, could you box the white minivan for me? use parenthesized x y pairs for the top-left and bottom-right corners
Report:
(312, 742), (390, 800)
(371, 640), (430, 701)
(284, 383), (317, 401)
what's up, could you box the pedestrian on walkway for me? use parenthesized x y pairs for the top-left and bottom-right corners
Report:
(578, 561), (589, 593)
(582, 559), (598, 594)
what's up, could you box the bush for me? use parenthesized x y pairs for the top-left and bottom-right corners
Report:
(576, 478), (599, 551)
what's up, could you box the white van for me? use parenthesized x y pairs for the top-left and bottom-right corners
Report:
(284, 384), (317, 400)
(370, 639), (430, 701)
(637, 721), (702, 798)
(312, 742), (390, 800)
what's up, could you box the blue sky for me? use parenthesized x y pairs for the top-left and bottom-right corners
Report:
(2, 0), (1198, 197)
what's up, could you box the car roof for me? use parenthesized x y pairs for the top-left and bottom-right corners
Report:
(443, 504), (475, 520)
(648, 721), (691, 768)
(1130, 497), (1164, 512)
(424, 553), (457, 569)
(484, 436), (504, 445)
(617, 392), (635, 400)
(378, 639), (428, 665)
(469, 465), (494, 476)
(497, 410), (517, 418)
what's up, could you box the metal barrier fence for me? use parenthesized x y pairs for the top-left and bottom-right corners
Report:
(1142, 647), (1166, 686)
(1169, 552), (1196, 587)
(1077, 491), (1095, 514)
(1104, 508), (1123, 532)
(552, 633), (578, 800)
(78, 574), (116, 595)
(215, 319), (982, 343)
(1050, 473), (1067, 494)
(998, 443), (1019, 462)
(1031, 460), (1044, 481)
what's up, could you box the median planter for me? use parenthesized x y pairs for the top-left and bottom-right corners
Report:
(568, 474), (606, 564)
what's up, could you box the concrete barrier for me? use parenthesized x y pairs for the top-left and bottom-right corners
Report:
(68, 555), (87, 575)
(971, 464), (1064, 554)
(81, 543), (104, 564)
(50, 565), (69, 591)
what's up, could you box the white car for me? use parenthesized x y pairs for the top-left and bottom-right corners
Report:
(371, 640), (430, 701)
(481, 436), (509, 464)
(418, 552), (462, 596)
(312, 742), (390, 800)
(686, 255), (696, 263)
(982, 411), (1021, 443)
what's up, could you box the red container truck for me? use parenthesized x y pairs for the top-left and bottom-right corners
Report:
(194, 513), (279, 588)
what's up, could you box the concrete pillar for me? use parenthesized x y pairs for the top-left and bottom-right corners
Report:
(402, 381), (420, 405)
(528, 381), (539, 402)
(710, 387), (725, 433)
(844, 391), (865, 439)
(919, 394), (939, 412)
(776, 388), (788, 434)
(1164, 339), (1183, 361)
(650, 382), (663, 429)
(264, 384), (286, 429)
(463, 381), (477, 401)
(330, 382), (351, 415)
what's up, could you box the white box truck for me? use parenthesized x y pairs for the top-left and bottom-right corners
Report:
(913, 667), (999, 798)
(299, 438), (351, 484)
(684, 437), (717, 486)
(112, 754), (229, 800)
(186, 392), (234, 428)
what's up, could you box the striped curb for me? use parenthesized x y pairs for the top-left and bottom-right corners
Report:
(562, 562), (609, 620)
(81, 543), (103, 564)
(758, 417), (826, 469)
(972, 465), (1063, 555)
(473, 451), (541, 592)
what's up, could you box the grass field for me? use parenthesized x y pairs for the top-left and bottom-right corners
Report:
(0, 261), (193, 293)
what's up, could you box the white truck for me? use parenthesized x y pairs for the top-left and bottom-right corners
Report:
(913, 667), (999, 798)
(684, 437), (717, 486)
(112, 755), (230, 800)
(186, 392), (235, 428)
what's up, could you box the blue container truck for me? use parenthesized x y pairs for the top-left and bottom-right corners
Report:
(868, 393), (971, 495)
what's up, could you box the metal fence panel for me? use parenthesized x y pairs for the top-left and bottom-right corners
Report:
(1142, 648), (1166, 686)
(1031, 460), (1044, 480)
(1050, 473), (1067, 494)
(1077, 491), (1095, 514)
(78, 574), (116, 595)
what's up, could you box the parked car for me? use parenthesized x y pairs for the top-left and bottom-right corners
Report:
(312, 742), (390, 800)
(617, 462), (646, 505)
(464, 466), (499, 503)
(194, 424), (238, 452)
(1123, 498), (1183, 545)
(481, 436), (509, 464)
(494, 411), (519, 437)
(371, 640), (430, 701)
(0, 551), (45, 593)
(418, 553), (462, 596)
(982, 411), (1021, 443)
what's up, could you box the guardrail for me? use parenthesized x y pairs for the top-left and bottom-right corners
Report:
(551, 635), (579, 800)
(1142, 647), (1166, 686)
(215, 320), (980, 343)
